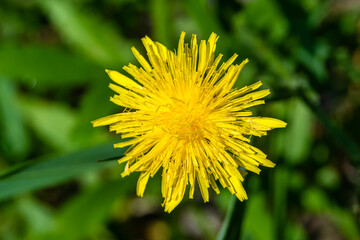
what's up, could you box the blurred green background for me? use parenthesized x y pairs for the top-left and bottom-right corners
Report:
(0, 0), (359, 239)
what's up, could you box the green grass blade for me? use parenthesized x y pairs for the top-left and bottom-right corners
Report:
(0, 142), (126, 201)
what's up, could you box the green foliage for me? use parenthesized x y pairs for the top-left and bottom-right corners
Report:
(283, 98), (313, 164)
(37, 0), (133, 66)
(0, 44), (104, 87)
(0, 0), (359, 239)
(21, 97), (78, 152)
(241, 193), (274, 240)
(39, 178), (136, 240)
(0, 77), (29, 161)
(0, 142), (122, 201)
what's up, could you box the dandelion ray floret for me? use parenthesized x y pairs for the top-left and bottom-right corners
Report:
(92, 32), (287, 213)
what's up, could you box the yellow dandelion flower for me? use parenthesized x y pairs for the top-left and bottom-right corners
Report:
(92, 32), (286, 213)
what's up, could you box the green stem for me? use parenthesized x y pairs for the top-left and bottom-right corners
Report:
(216, 195), (245, 240)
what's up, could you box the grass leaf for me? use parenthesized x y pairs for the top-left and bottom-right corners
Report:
(0, 142), (126, 201)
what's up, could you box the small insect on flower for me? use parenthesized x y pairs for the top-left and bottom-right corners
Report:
(92, 32), (286, 213)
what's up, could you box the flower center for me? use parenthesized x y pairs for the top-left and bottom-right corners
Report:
(156, 98), (208, 142)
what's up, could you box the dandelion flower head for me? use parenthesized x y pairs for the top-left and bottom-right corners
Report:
(92, 32), (287, 213)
